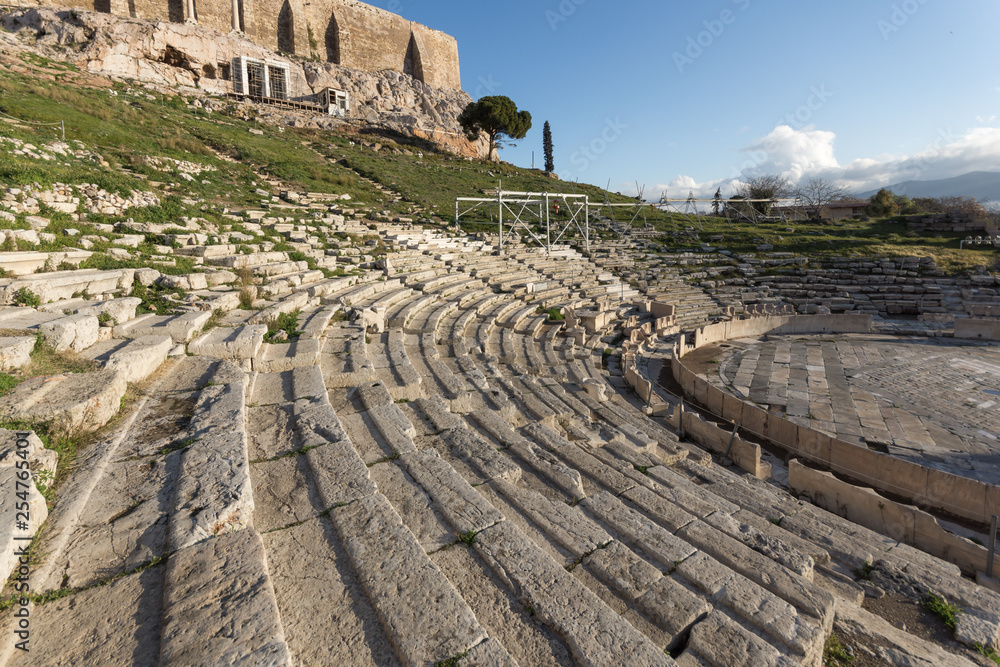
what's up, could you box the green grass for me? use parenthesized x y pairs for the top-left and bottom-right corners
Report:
(922, 592), (962, 631)
(265, 310), (303, 343)
(432, 652), (468, 667)
(640, 213), (997, 275)
(0, 373), (19, 398)
(0, 53), (995, 278)
(316, 131), (652, 222)
(976, 644), (1000, 666)
(823, 634), (854, 665)
(24, 335), (99, 377)
(202, 308), (227, 332)
(131, 281), (183, 316)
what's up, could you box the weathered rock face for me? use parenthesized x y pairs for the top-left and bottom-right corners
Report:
(0, 8), (487, 157)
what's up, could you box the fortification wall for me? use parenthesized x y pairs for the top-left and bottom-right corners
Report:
(22, 0), (462, 90)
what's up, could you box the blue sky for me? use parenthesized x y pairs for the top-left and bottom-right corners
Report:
(370, 0), (1000, 198)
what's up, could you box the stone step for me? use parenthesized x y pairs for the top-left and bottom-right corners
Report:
(676, 520), (835, 626)
(474, 521), (677, 666)
(160, 528), (293, 666)
(170, 361), (252, 551)
(0, 268), (133, 305)
(470, 409), (586, 500)
(399, 449), (504, 535)
(0, 368), (127, 433)
(102, 334), (174, 383)
(115, 311), (212, 344)
(0, 335), (35, 371)
(330, 493), (491, 666)
(253, 338), (322, 373)
(189, 325), (267, 361)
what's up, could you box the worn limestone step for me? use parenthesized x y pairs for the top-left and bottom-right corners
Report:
(0, 368), (127, 432)
(330, 493), (496, 666)
(253, 338), (322, 373)
(470, 409), (586, 500)
(170, 361), (252, 551)
(0, 268), (134, 305)
(160, 528), (293, 666)
(399, 448), (504, 535)
(0, 336), (35, 371)
(189, 325), (267, 361)
(833, 597), (978, 667)
(115, 311), (212, 344)
(474, 521), (677, 666)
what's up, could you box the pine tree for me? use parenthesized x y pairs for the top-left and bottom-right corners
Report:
(543, 121), (555, 173)
(712, 187), (722, 216)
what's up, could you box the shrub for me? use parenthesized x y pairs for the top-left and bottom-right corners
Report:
(265, 310), (302, 343)
(14, 287), (41, 308)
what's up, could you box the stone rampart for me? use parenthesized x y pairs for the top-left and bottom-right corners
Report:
(22, 0), (462, 89)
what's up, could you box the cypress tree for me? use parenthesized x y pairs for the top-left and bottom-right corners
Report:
(543, 121), (554, 173)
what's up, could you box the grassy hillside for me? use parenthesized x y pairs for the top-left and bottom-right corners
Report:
(0, 51), (996, 275)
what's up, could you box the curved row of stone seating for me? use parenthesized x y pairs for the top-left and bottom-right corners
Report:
(5, 230), (996, 666)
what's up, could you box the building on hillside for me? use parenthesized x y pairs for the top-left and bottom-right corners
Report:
(821, 201), (870, 221)
(27, 0), (461, 90)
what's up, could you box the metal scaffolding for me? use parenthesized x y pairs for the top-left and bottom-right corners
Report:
(654, 196), (801, 227)
(455, 185), (590, 254)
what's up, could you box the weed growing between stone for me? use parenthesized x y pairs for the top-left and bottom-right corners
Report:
(922, 592), (961, 631)
(976, 644), (1000, 666)
(823, 634), (854, 665)
(264, 310), (304, 343)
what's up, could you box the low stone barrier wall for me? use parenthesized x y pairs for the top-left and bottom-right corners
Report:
(953, 318), (1000, 341)
(622, 339), (769, 479)
(790, 461), (989, 575)
(671, 314), (999, 526)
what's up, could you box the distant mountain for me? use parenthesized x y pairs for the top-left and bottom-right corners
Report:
(858, 172), (1000, 202)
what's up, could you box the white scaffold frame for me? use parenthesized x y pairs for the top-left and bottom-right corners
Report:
(654, 196), (802, 227)
(455, 186), (590, 254)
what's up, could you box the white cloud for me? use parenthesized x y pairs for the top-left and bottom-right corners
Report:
(741, 126), (839, 182)
(651, 124), (1000, 199)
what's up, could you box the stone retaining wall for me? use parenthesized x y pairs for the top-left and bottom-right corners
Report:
(790, 460), (989, 575)
(623, 339), (770, 480)
(670, 314), (1000, 526)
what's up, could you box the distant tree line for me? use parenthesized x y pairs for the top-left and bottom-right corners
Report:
(712, 175), (995, 224)
(865, 188), (992, 223)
